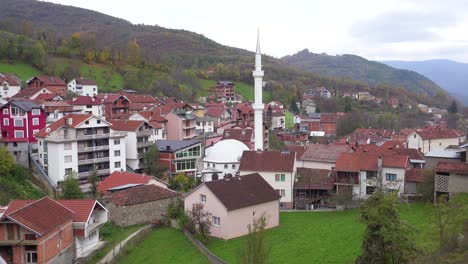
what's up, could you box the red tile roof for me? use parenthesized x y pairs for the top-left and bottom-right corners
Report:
(34, 93), (62, 102)
(30, 75), (66, 86)
(240, 151), (296, 172)
(97, 171), (153, 193)
(3, 197), (74, 236)
(436, 161), (468, 175)
(320, 113), (337, 123)
(137, 110), (167, 122)
(286, 146), (306, 161)
(124, 94), (157, 104)
(335, 152), (408, 172)
(13, 87), (52, 99)
(35, 113), (92, 138)
(415, 127), (463, 140)
(75, 78), (97, 85)
(205, 107), (227, 117)
(203, 173), (280, 211)
(300, 144), (350, 163)
(104, 184), (179, 206)
(58, 200), (103, 223)
(222, 129), (253, 143)
(295, 168), (335, 190)
(71, 96), (102, 105)
(110, 120), (147, 131)
(405, 168), (424, 183)
(0, 76), (20, 86)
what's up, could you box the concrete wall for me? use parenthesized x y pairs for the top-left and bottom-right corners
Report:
(300, 160), (335, 170)
(448, 174), (468, 193)
(408, 132), (461, 154)
(105, 197), (177, 226)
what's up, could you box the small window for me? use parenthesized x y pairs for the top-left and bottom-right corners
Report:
(212, 216), (221, 226)
(366, 186), (376, 195)
(32, 118), (39, 126)
(85, 120), (89, 125)
(115, 162), (121, 168)
(65, 168), (73, 175)
(200, 194), (206, 202)
(3, 108), (8, 114)
(3, 118), (9, 126)
(64, 155), (72, 163)
(207, 163), (210, 168)
(64, 143), (72, 150)
(13, 142), (18, 147)
(414, 134), (416, 138)
(276, 189), (286, 197)
(232, 164), (236, 169)
(86, 105), (92, 108)
(14, 119), (24, 127)
(386, 173), (397, 181)
(114, 140), (120, 145)
(224, 164), (228, 169)
(114, 150), (120, 156)
(97, 120), (101, 124)
(14, 130), (24, 138)
(31, 109), (40, 116)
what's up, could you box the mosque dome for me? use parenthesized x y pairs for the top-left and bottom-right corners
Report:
(204, 139), (249, 164)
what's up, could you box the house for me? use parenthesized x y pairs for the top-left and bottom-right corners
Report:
(0, 99), (46, 166)
(102, 184), (179, 226)
(404, 168), (424, 195)
(356, 92), (373, 101)
(71, 96), (104, 117)
(97, 171), (168, 194)
(43, 101), (77, 124)
(195, 116), (214, 135)
(239, 150), (297, 209)
(301, 98), (316, 114)
(184, 173), (280, 240)
(215, 81), (236, 102)
(407, 127), (465, 154)
(205, 107), (231, 127)
(0, 75), (21, 99)
(222, 128), (254, 149)
(417, 104), (431, 113)
(130, 110), (167, 140)
(299, 144), (350, 169)
(277, 130), (310, 146)
(310, 87), (331, 99)
(35, 114), (127, 186)
(67, 78), (98, 96)
(0, 197), (108, 262)
(434, 161), (468, 199)
(335, 153), (408, 200)
(164, 110), (197, 140)
(157, 140), (202, 177)
(98, 94), (130, 120)
(202, 139), (249, 182)
(294, 168), (335, 209)
(264, 105), (285, 130)
(24, 76), (67, 98)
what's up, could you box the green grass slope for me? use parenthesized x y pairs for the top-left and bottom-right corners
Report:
(0, 61), (41, 81)
(0, 166), (45, 205)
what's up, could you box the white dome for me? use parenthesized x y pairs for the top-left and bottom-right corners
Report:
(204, 139), (249, 163)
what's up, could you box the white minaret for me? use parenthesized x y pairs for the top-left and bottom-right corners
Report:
(252, 30), (264, 151)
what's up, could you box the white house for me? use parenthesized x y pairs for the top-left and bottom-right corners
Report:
(195, 116), (214, 135)
(239, 150), (297, 209)
(71, 96), (104, 117)
(299, 144), (350, 170)
(35, 113), (127, 186)
(407, 128), (465, 154)
(0, 75), (21, 99)
(68, 78), (98, 96)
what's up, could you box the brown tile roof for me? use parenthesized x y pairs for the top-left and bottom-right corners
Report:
(222, 129), (253, 142)
(104, 184), (179, 206)
(75, 78), (97, 85)
(286, 146), (306, 160)
(300, 144), (350, 163)
(35, 113), (92, 138)
(13, 86), (52, 99)
(0, 76), (20, 86)
(436, 161), (468, 175)
(405, 168), (424, 183)
(31, 75), (66, 86)
(204, 173), (280, 211)
(124, 94), (157, 104)
(98, 171), (153, 193)
(239, 150), (296, 172)
(205, 107), (227, 117)
(57, 200), (102, 223)
(335, 153), (408, 172)
(3, 197), (74, 236)
(71, 96), (102, 105)
(295, 168), (335, 190)
(320, 113), (337, 123)
(137, 110), (168, 122)
(34, 93), (62, 102)
(110, 120), (147, 131)
(415, 127), (464, 140)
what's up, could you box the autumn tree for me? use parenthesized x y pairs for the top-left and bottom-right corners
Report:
(127, 38), (142, 66)
(0, 147), (15, 175)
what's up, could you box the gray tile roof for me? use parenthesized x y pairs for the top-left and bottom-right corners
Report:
(157, 140), (201, 152)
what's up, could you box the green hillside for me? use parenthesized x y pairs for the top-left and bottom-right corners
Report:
(0, 61), (41, 81)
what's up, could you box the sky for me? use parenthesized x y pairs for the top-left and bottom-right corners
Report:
(46, 0), (468, 62)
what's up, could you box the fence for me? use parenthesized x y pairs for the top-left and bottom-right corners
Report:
(183, 230), (227, 264)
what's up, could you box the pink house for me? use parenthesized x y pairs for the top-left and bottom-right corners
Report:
(164, 110), (196, 140)
(184, 173), (280, 240)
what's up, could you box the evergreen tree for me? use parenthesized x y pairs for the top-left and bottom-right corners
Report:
(289, 98), (299, 114)
(61, 172), (85, 199)
(448, 100), (458, 114)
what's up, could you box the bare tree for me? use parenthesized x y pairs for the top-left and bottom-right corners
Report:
(238, 214), (271, 264)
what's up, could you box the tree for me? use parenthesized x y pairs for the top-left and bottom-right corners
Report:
(289, 98), (299, 114)
(61, 172), (85, 199)
(0, 147), (15, 175)
(238, 214), (271, 264)
(169, 172), (197, 192)
(432, 194), (468, 250)
(189, 203), (211, 239)
(30, 42), (46, 70)
(358, 191), (416, 264)
(143, 145), (163, 178)
(127, 38), (142, 66)
(268, 132), (285, 151)
(88, 167), (99, 198)
(448, 100), (458, 114)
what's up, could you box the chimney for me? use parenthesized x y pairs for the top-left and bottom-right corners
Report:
(67, 117), (73, 126)
(378, 156), (383, 169)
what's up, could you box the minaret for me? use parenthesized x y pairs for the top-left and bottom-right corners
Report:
(252, 30), (264, 151)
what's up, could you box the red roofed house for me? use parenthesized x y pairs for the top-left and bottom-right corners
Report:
(0, 197), (108, 263)
(299, 144), (351, 170)
(205, 107), (231, 127)
(67, 78), (98, 96)
(435, 161), (468, 199)
(407, 126), (465, 154)
(0, 99), (46, 167)
(25, 75), (67, 98)
(222, 128), (254, 149)
(239, 151), (297, 209)
(97, 171), (168, 194)
(130, 110), (167, 140)
(0, 75), (21, 99)
(335, 152), (409, 200)
(184, 173), (279, 239)
(98, 94), (130, 120)
(71, 96), (104, 117)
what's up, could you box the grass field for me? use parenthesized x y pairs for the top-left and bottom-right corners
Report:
(117, 228), (209, 264)
(88, 223), (143, 264)
(0, 61), (41, 81)
(206, 203), (438, 264)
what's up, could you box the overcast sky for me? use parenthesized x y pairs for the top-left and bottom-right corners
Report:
(47, 0), (468, 62)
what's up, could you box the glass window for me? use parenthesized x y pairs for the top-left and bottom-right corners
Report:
(11, 107), (25, 115)
(115, 150), (120, 156)
(115, 162), (121, 168)
(3, 118), (9, 126)
(64, 143), (72, 150)
(212, 216), (221, 226)
(114, 139), (120, 145)
(32, 118), (39, 126)
(366, 171), (377, 179)
(14, 119), (23, 127)
(3, 108), (8, 114)
(200, 194), (206, 202)
(386, 173), (397, 181)
(14, 130), (24, 138)
(65, 155), (72, 163)
(65, 168), (72, 175)
(232, 164), (236, 169)
(366, 186), (376, 195)
(224, 164), (228, 169)
(31, 109), (40, 116)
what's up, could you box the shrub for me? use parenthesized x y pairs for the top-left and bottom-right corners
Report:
(167, 198), (184, 219)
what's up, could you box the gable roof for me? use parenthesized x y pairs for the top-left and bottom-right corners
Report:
(75, 78), (97, 85)
(239, 151), (296, 172)
(35, 113), (93, 138)
(97, 171), (153, 193)
(57, 200), (105, 223)
(71, 96), (102, 105)
(3, 197), (74, 236)
(0, 98), (41, 111)
(436, 161), (468, 175)
(203, 173), (280, 211)
(13, 86), (52, 99)
(414, 127), (464, 140)
(28, 75), (66, 86)
(104, 184), (179, 206)
(295, 168), (335, 190)
(0, 75), (20, 86)
(335, 152), (408, 172)
(205, 107), (227, 117)
(110, 120), (149, 132)
(300, 144), (350, 163)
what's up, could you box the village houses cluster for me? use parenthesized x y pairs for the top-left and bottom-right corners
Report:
(1, 37), (468, 263)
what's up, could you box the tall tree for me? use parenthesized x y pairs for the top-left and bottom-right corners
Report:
(143, 145), (163, 178)
(448, 100), (458, 114)
(238, 214), (271, 264)
(61, 172), (85, 199)
(268, 132), (285, 151)
(127, 38), (142, 66)
(432, 194), (468, 250)
(358, 191), (416, 264)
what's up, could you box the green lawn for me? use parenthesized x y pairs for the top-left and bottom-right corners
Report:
(206, 203), (438, 264)
(117, 228), (209, 264)
(88, 223), (144, 264)
(0, 61), (41, 81)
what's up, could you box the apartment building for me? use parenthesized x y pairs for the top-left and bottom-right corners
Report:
(35, 114), (126, 186)
(165, 110), (196, 140)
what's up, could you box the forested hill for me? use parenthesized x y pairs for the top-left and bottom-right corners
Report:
(0, 0), (452, 108)
(281, 49), (444, 96)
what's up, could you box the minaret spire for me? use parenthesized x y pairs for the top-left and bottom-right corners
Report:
(256, 29), (261, 54)
(252, 29), (264, 151)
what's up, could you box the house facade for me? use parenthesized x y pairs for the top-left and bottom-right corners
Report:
(157, 140), (202, 177)
(407, 128), (464, 154)
(0, 75), (21, 99)
(434, 161), (468, 199)
(164, 110), (197, 140)
(67, 78), (98, 96)
(71, 96), (104, 117)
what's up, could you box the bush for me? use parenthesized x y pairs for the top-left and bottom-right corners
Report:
(177, 212), (195, 233)
(167, 198), (184, 219)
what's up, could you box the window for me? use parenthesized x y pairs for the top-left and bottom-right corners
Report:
(366, 171), (377, 179)
(64, 155), (72, 163)
(114, 162), (121, 168)
(232, 164), (236, 169)
(224, 164), (228, 169)
(366, 186), (376, 195)
(14, 130), (24, 138)
(13, 142), (17, 147)
(65, 168), (72, 175)
(3, 108), (8, 114)
(275, 174), (286, 182)
(114, 150), (120, 156)
(175, 145), (201, 158)
(276, 189), (286, 197)
(14, 119), (23, 127)
(86, 105), (92, 108)
(97, 120), (101, 124)
(11, 107), (25, 115)
(32, 118), (39, 126)
(3, 118), (8, 126)
(386, 173), (397, 181)
(414, 134), (416, 138)
(212, 216), (221, 226)
(206, 163), (210, 168)
(85, 120), (89, 125)
(31, 109), (40, 116)
(114, 139), (120, 145)
(200, 194), (206, 202)
(64, 143), (72, 150)
(176, 159), (196, 171)
(26, 250), (38, 264)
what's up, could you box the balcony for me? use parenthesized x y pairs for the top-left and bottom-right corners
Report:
(77, 145), (109, 153)
(183, 122), (196, 129)
(137, 141), (154, 148)
(76, 132), (126, 140)
(78, 169), (110, 178)
(183, 133), (196, 140)
(78, 157), (110, 165)
(137, 130), (153, 137)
